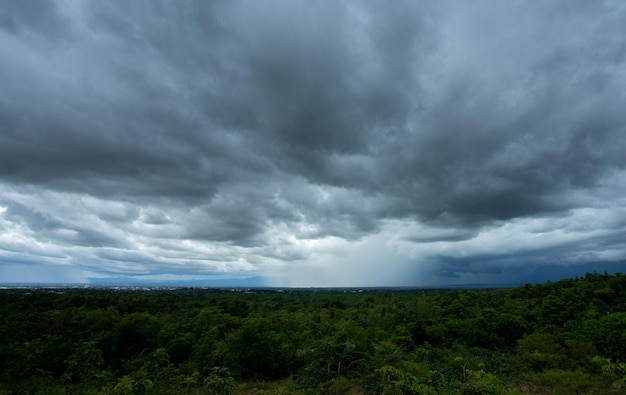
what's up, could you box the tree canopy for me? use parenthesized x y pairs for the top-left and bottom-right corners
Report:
(1, 272), (625, 394)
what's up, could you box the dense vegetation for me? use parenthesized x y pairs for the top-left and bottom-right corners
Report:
(1, 273), (625, 394)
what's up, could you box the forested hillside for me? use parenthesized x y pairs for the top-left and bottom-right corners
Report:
(1, 273), (625, 394)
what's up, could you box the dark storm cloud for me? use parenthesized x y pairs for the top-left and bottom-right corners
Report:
(1, 0), (626, 284)
(0, 0), (68, 38)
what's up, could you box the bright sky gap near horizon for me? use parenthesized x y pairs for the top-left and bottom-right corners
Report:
(1, 1), (626, 287)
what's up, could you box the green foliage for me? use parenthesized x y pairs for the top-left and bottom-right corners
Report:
(459, 369), (506, 395)
(113, 374), (153, 395)
(114, 312), (162, 360)
(203, 367), (236, 395)
(1, 272), (625, 394)
(592, 356), (626, 388)
(369, 365), (436, 395)
(525, 369), (594, 394)
(581, 312), (626, 360)
(516, 333), (570, 371)
(224, 317), (298, 380)
(113, 376), (134, 394)
(61, 340), (110, 384)
(299, 339), (365, 392)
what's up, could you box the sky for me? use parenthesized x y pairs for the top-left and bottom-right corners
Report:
(1, 0), (626, 287)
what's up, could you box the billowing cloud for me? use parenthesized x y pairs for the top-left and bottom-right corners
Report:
(1, 0), (625, 285)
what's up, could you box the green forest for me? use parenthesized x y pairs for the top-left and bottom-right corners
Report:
(1, 273), (625, 394)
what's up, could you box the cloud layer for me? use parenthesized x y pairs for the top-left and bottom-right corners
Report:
(1, 0), (625, 285)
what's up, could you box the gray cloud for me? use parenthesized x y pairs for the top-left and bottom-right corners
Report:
(1, 0), (625, 285)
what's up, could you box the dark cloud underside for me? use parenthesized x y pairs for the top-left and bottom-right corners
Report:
(1, 0), (625, 284)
